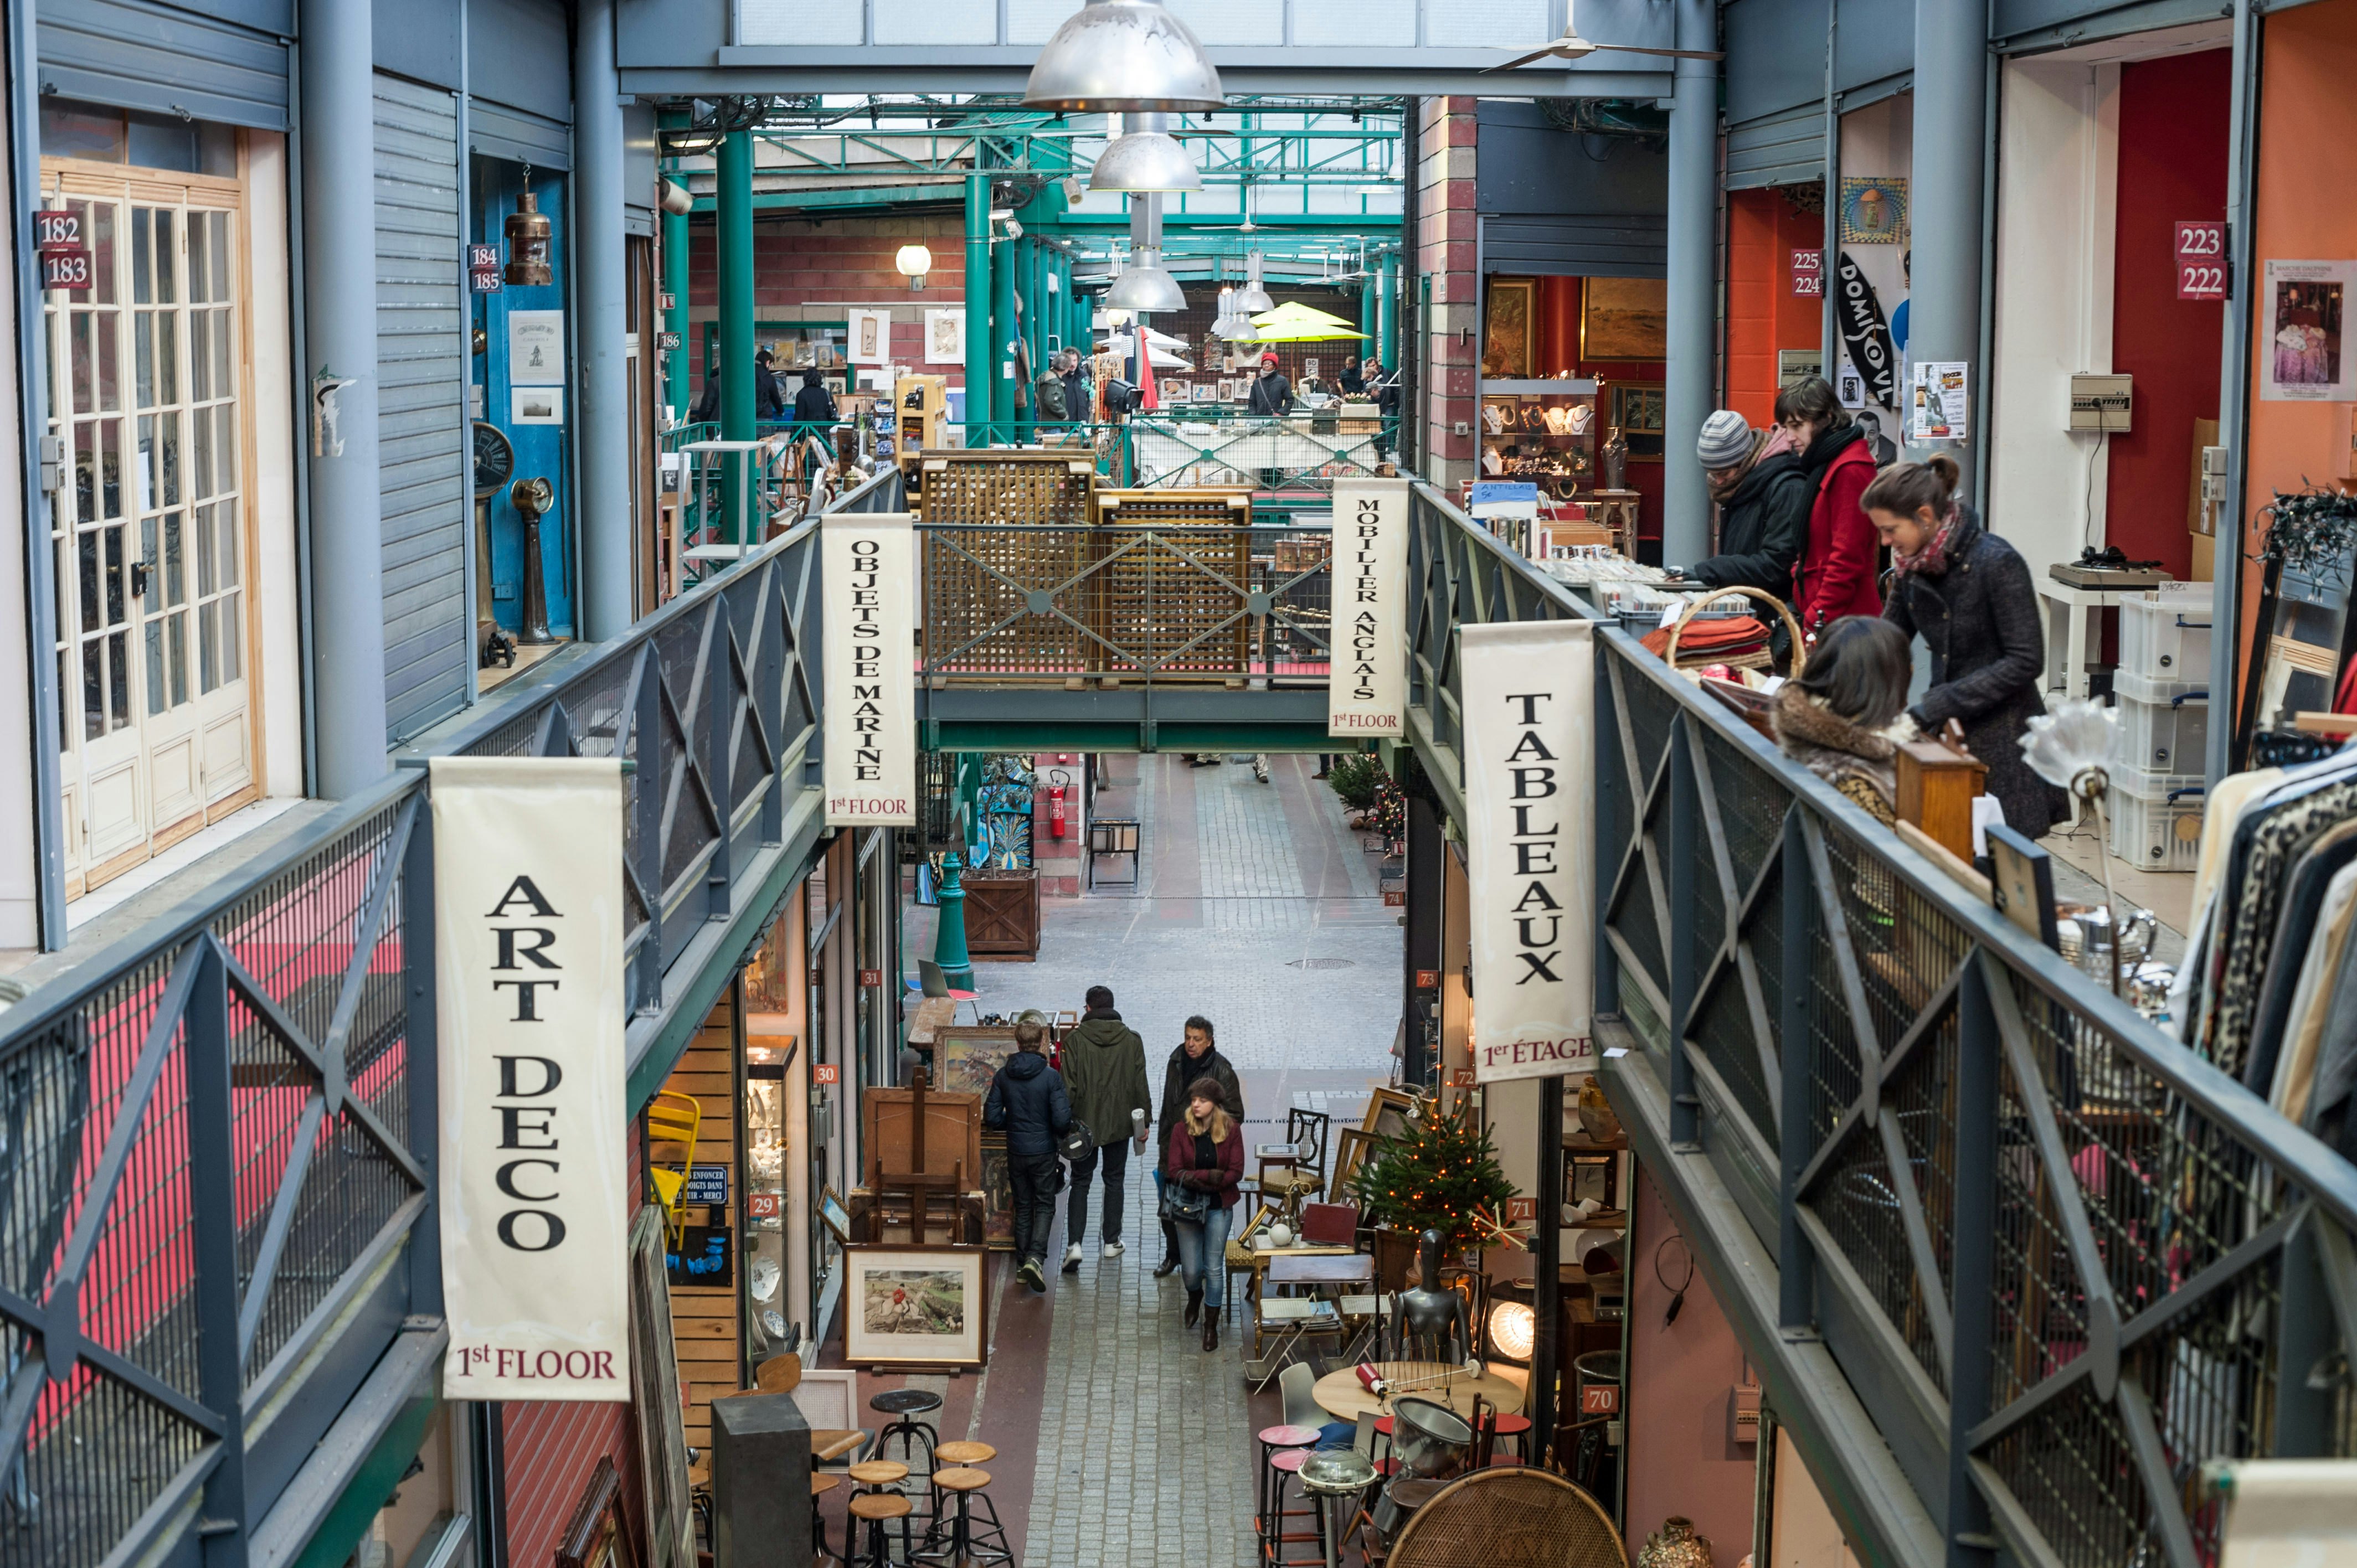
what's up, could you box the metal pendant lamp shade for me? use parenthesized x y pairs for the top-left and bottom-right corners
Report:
(1104, 246), (1187, 313)
(1090, 115), (1202, 193)
(1233, 250), (1274, 314)
(1023, 0), (1225, 112)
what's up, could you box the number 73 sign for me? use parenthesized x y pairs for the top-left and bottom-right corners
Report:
(2175, 220), (2226, 302)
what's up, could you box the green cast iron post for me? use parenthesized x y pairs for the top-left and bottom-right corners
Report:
(965, 174), (992, 444)
(718, 129), (755, 541)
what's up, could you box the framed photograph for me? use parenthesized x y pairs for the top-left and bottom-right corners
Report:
(1581, 277), (1668, 362)
(1607, 382), (1666, 461)
(979, 1134), (1015, 1252)
(935, 1027), (1018, 1098)
(2261, 261), (2357, 401)
(1483, 277), (1536, 380)
(1331, 1127), (1377, 1196)
(508, 308), (566, 385)
(511, 385), (563, 425)
(1361, 1087), (1418, 1142)
(817, 1185), (852, 1245)
(1567, 1154), (1617, 1212)
(1985, 824), (2060, 951)
(843, 1245), (990, 1370)
(848, 307), (891, 364)
(1838, 176), (1909, 246)
(925, 307), (966, 366)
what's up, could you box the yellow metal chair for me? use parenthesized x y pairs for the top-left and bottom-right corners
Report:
(646, 1090), (702, 1242)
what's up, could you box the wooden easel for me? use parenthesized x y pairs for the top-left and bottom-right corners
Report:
(863, 1070), (967, 1245)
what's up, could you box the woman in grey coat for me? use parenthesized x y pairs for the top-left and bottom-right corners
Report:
(1869, 455), (2068, 839)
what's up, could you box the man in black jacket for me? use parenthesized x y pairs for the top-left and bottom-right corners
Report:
(984, 1020), (1073, 1291)
(1058, 986), (1151, 1272)
(753, 347), (787, 422)
(791, 366), (837, 425)
(1061, 349), (1092, 425)
(1152, 1015), (1245, 1277)
(1677, 410), (1812, 652)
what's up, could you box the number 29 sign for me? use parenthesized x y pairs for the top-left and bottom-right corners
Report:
(2175, 220), (2226, 302)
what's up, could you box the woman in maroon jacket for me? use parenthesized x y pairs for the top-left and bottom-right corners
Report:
(1778, 376), (1883, 639)
(1164, 1076), (1244, 1351)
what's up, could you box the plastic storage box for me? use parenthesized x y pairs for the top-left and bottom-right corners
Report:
(2113, 690), (2209, 775)
(2106, 772), (2205, 871)
(2118, 591), (2214, 680)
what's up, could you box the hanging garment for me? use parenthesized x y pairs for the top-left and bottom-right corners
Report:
(2167, 768), (2288, 1041)
(2240, 817), (2357, 1096)
(2303, 902), (2357, 1162)
(2271, 859), (2357, 1122)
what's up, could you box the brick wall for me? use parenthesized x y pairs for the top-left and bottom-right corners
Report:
(1418, 97), (1479, 489)
(688, 213), (971, 388)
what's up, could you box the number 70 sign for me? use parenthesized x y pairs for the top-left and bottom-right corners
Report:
(2175, 220), (2226, 302)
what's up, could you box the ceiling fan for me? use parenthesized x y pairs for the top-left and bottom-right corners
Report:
(1485, 1), (1724, 71)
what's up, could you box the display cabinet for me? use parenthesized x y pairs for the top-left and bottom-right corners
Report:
(1478, 378), (1599, 497)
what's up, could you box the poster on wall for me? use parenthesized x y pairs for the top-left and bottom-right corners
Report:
(1326, 477), (1410, 739)
(431, 756), (631, 1402)
(1833, 251), (1898, 409)
(1460, 620), (1597, 1085)
(508, 310), (565, 385)
(822, 513), (917, 826)
(848, 308), (892, 364)
(1908, 362), (1969, 442)
(925, 308), (966, 365)
(1838, 177), (1908, 246)
(512, 386), (563, 426)
(2262, 261), (2357, 401)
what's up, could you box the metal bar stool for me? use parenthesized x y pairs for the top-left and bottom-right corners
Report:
(872, 1388), (944, 1473)
(848, 1491), (915, 1568)
(1262, 1448), (1330, 1566)
(913, 1449), (1010, 1568)
(1254, 1423), (1320, 1561)
(811, 1472), (843, 1565)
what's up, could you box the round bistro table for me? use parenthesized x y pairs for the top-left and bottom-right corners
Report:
(1309, 1360), (1529, 1425)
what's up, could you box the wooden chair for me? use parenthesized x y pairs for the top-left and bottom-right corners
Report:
(1254, 1108), (1332, 1209)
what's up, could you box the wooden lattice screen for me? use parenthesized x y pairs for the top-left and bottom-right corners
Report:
(918, 451), (1098, 678)
(1089, 488), (1255, 679)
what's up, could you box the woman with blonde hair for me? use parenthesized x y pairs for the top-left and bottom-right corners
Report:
(1162, 1076), (1245, 1350)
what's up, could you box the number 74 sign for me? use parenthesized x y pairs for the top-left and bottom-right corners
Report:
(2175, 220), (2226, 302)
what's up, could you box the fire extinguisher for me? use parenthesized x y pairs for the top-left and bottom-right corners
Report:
(1047, 769), (1071, 840)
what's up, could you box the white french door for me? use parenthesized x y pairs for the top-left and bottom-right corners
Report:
(43, 167), (256, 898)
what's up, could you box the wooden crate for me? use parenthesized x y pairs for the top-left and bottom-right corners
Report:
(963, 870), (1042, 958)
(918, 451), (1099, 679)
(1089, 488), (1254, 680)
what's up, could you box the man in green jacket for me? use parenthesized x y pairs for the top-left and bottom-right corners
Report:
(1058, 985), (1152, 1272)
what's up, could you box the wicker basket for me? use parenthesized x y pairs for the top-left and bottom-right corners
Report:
(1661, 585), (1805, 678)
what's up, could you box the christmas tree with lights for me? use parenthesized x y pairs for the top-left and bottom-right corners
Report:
(1349, 1091), (1516, 1257)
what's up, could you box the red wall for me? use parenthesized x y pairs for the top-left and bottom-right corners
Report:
(2104, 50), (2232, 578)
(1725, 188), (1826, 429)
(689, 214), (972, 389)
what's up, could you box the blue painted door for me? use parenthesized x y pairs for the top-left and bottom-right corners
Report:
(472, 158), (573, 638)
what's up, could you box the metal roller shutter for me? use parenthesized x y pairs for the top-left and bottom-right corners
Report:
(470, 101), (572, 172)
(375, 73), (472, 743)
(1481, 216), (1666, 280)
(36, 0), (289, 131)
(1726, 104), (1826, 192)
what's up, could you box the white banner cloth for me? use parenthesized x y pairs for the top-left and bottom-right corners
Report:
(432, 756), (631, 1401)
(1327, 477), (1410, 739)
(1461, 620), (1598, 1084)
(824, 513), (917, 826)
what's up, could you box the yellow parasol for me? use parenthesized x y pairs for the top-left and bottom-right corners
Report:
(1243, 301), (1372, 342)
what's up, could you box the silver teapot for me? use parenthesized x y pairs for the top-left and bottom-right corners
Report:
(2057, 904), (2158, 988)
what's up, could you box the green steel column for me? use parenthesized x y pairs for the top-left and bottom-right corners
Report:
(718, 130), (755, 541)
(965, 174), (992, 443)
(991, 224), (1018, 434)
(1359, 271), (1377, 365)
(1377, 251), (1400, 374)
(662, 208), (689, 419)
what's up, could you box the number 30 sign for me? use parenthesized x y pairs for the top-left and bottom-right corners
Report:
(2175, 220), (2226, 302)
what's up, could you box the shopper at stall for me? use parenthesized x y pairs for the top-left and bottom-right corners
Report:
(982, 1019), (1074, 1293)
(1248, 351), (1294, 415)
(753, 348), (788, 422)
(1339, 355), (1366, 396)
(691, 357), (722, 425)
(1164, 1076), (1245, 1350)
(1059, 986), (1152, 1272)
(1771, 616), (1917, 824)
(1871, 455), (2068, 838)
(791, 366), (837, 426)
(1372, 364), (1401, 461)
(1777, 376), (1883, 638)
(1672, 410), (1812, 615)
(1061, 349), (1093, 425)
(1154, 1017), (1244, 1278)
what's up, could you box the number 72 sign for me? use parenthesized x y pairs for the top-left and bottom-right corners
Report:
(2175, 220), (2226, 302)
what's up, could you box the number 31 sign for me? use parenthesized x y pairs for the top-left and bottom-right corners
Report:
(2175, 220), (2226, 302)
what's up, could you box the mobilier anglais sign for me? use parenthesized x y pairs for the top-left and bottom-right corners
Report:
(1327, 477), (1410, 739)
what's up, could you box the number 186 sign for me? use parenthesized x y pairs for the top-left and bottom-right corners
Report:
(2175, 220), (2226, 302)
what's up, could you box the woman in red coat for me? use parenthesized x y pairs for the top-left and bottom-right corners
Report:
(1164, 1077), (1244, 1352)
(1777, 376), (1883, 640)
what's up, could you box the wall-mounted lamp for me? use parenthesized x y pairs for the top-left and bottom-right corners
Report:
(896, 244), (935, 291)
(504, 188), (553, 286)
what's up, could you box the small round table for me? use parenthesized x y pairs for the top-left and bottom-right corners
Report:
(1309, 1361), (1529, 1425)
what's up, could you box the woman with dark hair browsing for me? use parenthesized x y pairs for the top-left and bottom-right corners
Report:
(1771, 616), (1916, 823)
(1870, 456), (2067, 838)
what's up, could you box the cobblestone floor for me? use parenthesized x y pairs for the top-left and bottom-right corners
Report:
(962, 753), (1401, 1567)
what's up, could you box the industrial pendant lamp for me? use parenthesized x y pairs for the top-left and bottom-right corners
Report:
(505, 185), (554, 286)
(1104, 245), (1186, 313)
(1024, 0), (1224, 112)
(1090, 112), (1202, 193)
(1233, 249), (1273, 314)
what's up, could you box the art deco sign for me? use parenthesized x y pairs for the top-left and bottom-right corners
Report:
(1327, 476), (1410, 739)
(1461, 620), (1598, 1084)
(823, 513), (916, 826)
(431, 756), (630, 1401)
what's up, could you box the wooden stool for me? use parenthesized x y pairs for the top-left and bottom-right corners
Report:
(913, 1467), (1008, 1567)
(811, 1473), (842, 1565)
(848, 1491), (915, 1568)
(934, 1441), (996, 1466)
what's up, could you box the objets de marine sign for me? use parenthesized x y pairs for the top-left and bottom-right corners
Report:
(824, 513), (916, 827)
(432, 756), (630, 1402)
(1833, 250), (1898, 409)
(1327, 477), (1410, 739)
(1460, 620), (1598, 1085)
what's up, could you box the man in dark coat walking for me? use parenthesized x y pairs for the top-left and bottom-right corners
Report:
(1058, 986), (1152, 1272)
(984, 1019), (1073, 1292)
(1152, 1015), (1244, 1276)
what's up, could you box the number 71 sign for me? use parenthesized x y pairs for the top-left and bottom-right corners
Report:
(2175, 220), (2226, 302)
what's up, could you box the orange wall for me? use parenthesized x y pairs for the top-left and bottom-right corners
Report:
(2243, 0), (2357, 696)
(1726, 188), (1826, 428)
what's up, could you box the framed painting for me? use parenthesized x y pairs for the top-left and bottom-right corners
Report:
(1483, 277), (1536, 380)
(1837, 176), (1908, 246)
(1331, 1127), (1378, 1196)
(843, 1245), (990, 1370)
(1581, 277), (1668, 362)
(1608, 382), (1667, 461)
(818, 1186), (852, 1245)
(1361, 1087), (1418, 1142)
(936, 1027), (1020, 1098)
(848, 307), (891, 364)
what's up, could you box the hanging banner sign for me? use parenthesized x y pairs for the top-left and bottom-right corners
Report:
(823, 513), (916, 825)
(1327, 476), (1410, 739)
(1462, 620), (1597, 1085)
(1833, 250), (1897, 409)
(431, 756), (631, 1402)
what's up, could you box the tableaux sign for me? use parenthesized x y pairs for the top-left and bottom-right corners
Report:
(1327, 477), (1409, 739)
(432, 757), (631, 1401)
(823, 514), (916, 826)
(1461, 621), (1597, 1084)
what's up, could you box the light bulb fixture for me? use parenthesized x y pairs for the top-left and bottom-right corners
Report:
(1487, 1299), (1535, 1362)
(1104, 246), (1185, 313)
(1234, 250), (1274, 314)
(896, 244), (934, 291)
(1023, 0), (1225, 112)
(1090, 112), (1202, 193)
